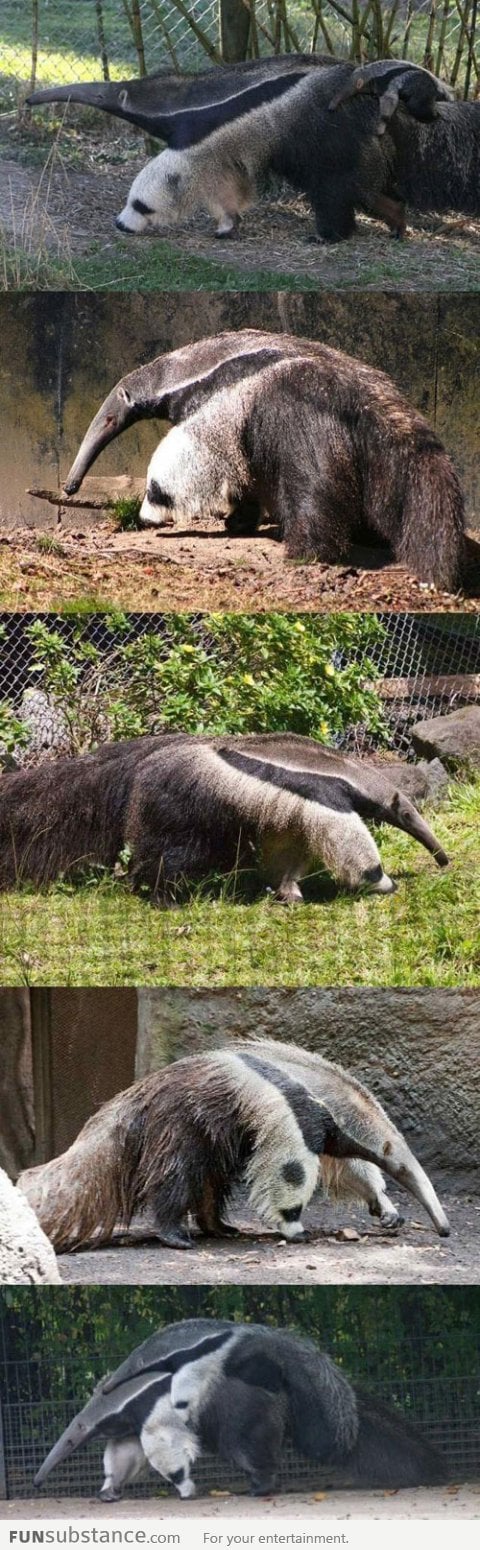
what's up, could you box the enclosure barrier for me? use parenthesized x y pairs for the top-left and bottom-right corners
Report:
(1, 0), (478, 113)
(1, 612), (479, 763)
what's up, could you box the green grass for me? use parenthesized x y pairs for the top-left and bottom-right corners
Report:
(0, 228), (319, 292)
(1, 779), (478, 988)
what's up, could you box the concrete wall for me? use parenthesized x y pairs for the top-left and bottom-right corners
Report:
(30, 988), (138, 1161)
(137, 987), (480, 1185)
(0, 291), (478, 528)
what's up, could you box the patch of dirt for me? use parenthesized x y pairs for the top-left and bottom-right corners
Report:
(1, 524), (479, 612)
(2, 1484), (478, 1518)
(56, 1190), (479, 1285)
(1, 137), (480, 290)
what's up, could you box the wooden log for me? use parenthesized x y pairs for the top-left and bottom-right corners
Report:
(27, 475), (145, 509)
(378, 674), (480, 701)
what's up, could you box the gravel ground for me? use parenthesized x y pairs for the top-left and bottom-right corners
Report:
(2, 523), (479, 613)
(1, 1484), (478, 1519)
(56, 1190), (480, 1285)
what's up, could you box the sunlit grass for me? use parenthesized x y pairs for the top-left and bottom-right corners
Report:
(0, 780), (478, 988)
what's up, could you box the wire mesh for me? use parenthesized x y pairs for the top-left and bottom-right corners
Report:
(1, 1329), (479, 1500)
(1, 612), (479, 764)
(1, 0), (477, 113)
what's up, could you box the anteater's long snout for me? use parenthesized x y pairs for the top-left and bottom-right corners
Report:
(390, 793), (449, 868)
(388, 1155), (450, 1238)
(64, 392), (130, 494)
(27, 84), (115, 110)
(34, 1416), (89, 1486)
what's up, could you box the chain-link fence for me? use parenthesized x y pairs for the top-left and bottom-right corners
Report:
(1, 0), (478, 114)
(1, 1323), (479, 1499)
(0, 611), (479, 765)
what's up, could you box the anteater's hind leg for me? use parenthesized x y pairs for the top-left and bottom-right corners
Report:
(275, 440), (362, 564)
(369, 191), (406, 237)
(321, 1158), (403, 1229)
(259, 829), (308, 904)
(215, 1383), (285, 1496)
(309, 173), (358, 242)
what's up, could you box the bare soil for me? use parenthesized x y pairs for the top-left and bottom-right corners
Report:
(2, 523), (479, 612)
(1, 137), (480, 291)
(2, 1484), (478, 1518)
(56, 1190), (479, 1286)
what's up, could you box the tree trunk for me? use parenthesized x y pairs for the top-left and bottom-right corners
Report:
(220, 0), (251, 60)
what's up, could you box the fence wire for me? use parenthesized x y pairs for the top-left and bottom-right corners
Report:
(1, 1327), (479, 1499)
(0, 612), (479, 765)
(1, 0), (478, 115)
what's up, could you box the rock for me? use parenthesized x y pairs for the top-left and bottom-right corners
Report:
(367, 757), (448, 808)
(411, 706), (480, 769)
(18, 688), (71, 760)
(416, 758), (450, 805)
(0, 1167), (61, 1283)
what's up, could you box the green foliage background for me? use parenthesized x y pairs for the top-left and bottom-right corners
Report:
(1, 1287), (479, 1408)
(2, 613), (387, 755)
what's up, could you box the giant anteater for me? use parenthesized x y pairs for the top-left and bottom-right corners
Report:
(17, 1041), (449, 1252)
(64, 330), (466, 593)
(34, 1319), (447, 1499)
(0, 731), (449, 902)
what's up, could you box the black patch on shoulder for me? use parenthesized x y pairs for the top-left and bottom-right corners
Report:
(282, 1160), (306, 1186)
(148, 480), (174, 508)
(240, 1052), (333, 1153)
(132, 197), (154, 216)
(119, 1372), (172, 1432)
(362, 863), (383, 883)
(217, 748), (354, 813)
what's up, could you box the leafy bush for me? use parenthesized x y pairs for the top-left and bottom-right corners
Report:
(14, 613), (388, 754)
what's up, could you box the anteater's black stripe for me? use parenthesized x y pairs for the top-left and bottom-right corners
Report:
(127, 1328), (234, 1380)
(218, 749), (356, 813)
(218, 747), (396, 825)
(240, 1053), (334, 1154)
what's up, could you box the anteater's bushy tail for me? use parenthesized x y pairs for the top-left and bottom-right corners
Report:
(349, 1388), (447, 1487)
(401, 428), (466, 592)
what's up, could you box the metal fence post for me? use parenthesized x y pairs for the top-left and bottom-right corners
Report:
(0, 1400), (7, 1499)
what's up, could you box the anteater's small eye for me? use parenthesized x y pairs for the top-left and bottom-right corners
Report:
(280, 1205), (302, 1222)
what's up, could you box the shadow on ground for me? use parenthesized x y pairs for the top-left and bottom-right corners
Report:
(56, 1190), (479, 1285)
